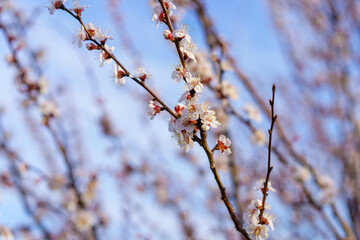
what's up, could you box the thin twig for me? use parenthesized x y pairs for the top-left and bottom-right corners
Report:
(258, 84), (277, 221)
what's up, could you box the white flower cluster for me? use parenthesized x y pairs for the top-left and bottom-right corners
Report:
(244, 178), (276, 240)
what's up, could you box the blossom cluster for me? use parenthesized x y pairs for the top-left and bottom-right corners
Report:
(244, 178), (276, 240)
(148, 0), (229, 153)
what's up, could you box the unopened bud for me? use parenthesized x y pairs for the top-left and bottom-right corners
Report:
(163, 30), (174, 41)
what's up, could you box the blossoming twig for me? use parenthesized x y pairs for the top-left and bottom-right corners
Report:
(60, 4), (178, 120)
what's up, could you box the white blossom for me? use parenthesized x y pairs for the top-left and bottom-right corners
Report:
(219, 80), (238, 100)
(73, 210), (96, 232)
(244, 104), (262, 123)
(114, 64), (126, 85)
(38, 76), (48, 95)
(48, 0), (66, 15)
(0, 227), (14, 240)
(172, 65), (191, 82)
(246, 223), (269, 240)
(251, 130), (267, 146)
(254, 178), (276, 193)
(134, 65), (151, 81)
(148, 100), (162, 119)
(184, 76), (203, 93)
(40, 101), (59, 118)
(99, 45), (114, 67)
(173, 24), (192, 43)
(217, 135), (231, 155)
(152, 0), (176, 28)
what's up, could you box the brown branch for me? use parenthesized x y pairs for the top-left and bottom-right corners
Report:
(158, 0), (187, 69)
(195, 130), (250, 240)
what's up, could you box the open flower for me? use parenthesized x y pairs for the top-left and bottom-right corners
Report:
(73, 210), (96, 232)
(244, 104), (262, 123)
(184, 76), (203, 93)
(219, 80), (238, 100)
(172, 64), (191, 82)
(254, 178), (276, 193)
(135, 65), (151, 81)
(40, 101), (60, 118)
(148, 100), (162, 119)
(251, 129), (267, 146)
(152, 0), (176, 28)
(246, 223), (269, 240)
(99, 45), (114, 66)
(114, 64), (126, 85)
(217, 135), (231, 155)
(173, 24), (192, 43)
(48, 0), (66, 15)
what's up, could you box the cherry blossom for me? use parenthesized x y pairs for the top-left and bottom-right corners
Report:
(180, 41), (197, 63)
(48, 0), (66, 15)
(74, 23), (113, 47)
(174, 103), (185, 116)
(38, 76), (48, 95)
(0, 227), (14, 240)
(251, 129), (267, 146)
(73, 210), (96, 232)
(70, 0), (89, 16)
(184, 76), (203, 93)
(152, 0), (176, 28)
(246, 223), (269, 240)
(217, 135), (231, 155)
(114, 64), (126, 85)
(135, 65), (151, 81)
(219, 80), (238, 100)
(40, 101), (60, 118)
(254, 178), (276, 193)
(198, 103), (220, 131)
(148, 100), (162, 119)
(173, 25), (192, 43)
(172, 64), (191, 82)
(244, 104), (262, 123)
(99, 45), (114, 66)
(163, 30), (174, 41)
